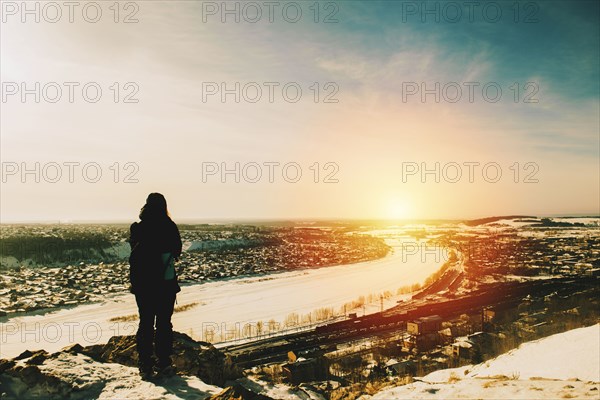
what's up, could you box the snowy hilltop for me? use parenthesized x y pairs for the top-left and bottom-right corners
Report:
(0, 332), (237, 399)
(0, 331), (324, 399)
(362, 323), (600, 399)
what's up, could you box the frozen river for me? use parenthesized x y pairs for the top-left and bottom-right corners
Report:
(0, 235), (445, 358)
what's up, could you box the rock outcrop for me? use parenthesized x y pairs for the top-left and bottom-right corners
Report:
(0, 331), (242, 399)
(79, 331), (241, 386)
(0, 355), (80, 399)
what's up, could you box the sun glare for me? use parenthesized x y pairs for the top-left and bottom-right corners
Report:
(386, 198), (413, 220)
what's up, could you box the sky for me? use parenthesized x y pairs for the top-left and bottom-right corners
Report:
(1, 0), (599, 222)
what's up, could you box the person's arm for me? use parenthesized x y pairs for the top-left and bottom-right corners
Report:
(172, 222), (182, 260)
(128, 222), (140, 293)
(129, 222), (139, 249)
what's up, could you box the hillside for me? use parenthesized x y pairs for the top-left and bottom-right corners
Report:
(363, 323), (600, 399)
(0, 332), (323, 399)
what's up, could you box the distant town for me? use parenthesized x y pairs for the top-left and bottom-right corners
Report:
(0, 224), (389, 316)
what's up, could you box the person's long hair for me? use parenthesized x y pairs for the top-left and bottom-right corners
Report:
(139, 192), (170, 221)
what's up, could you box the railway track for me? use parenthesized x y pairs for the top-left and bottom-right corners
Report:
(223, 276), (598, 368)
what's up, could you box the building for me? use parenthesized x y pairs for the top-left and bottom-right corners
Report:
(407, 315), (442, 335)
(282, 358), (327, 385)
(452, 332), (494, 360)
(452, 339), (473, 359)
(483, 308), (496, 323)
(403, 332), (440, 352)
(385, 359), (415, 376)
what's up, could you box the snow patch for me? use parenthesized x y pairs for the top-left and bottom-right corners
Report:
(366, 324), (600, 400)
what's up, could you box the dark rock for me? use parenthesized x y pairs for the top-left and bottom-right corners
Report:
(209, 382), (275, 400)
(15, 365), (44, 387)
(60, 343), (83, 354)
(1, 364), (72, 399)
(24, 350), (49, 365)
(80, 331), (241, 386)
(0, 359), (15, 374)
(14, 350), (33, 360)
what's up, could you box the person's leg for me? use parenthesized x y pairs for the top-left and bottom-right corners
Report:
(155, 290), (176, 369)
(135, 290), (157, 374)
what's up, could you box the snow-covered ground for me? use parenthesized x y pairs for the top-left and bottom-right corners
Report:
(2, 351), (223, 399)
(552, 217), (600, 226)
(479, 216), (600, 229)
(1, 352), (329, 400)
(483, 218), (540, 228)
(0, 237), (442, 358)
(364, 324), (600, 399)
(4, 323), (597, 400)
(235, 377), (326, 400)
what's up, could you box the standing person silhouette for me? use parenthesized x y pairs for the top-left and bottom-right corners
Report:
(129, 193), (182, 380)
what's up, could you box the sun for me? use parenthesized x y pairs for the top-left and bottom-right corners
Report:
(386, 198), (413, 220)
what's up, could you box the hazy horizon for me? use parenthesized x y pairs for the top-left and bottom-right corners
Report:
(2, 213), (599, 225)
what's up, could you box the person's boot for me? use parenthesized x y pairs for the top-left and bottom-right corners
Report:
(138, 359), (155, 381)
(154, 358), (175, 378)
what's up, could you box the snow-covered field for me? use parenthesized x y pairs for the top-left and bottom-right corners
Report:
(552, 217), (600, 226)
(364, 324), (600, 399)
(0, 237), (442, 359)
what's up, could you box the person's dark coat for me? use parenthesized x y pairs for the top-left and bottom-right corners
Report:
(128, 215), (182, 294)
